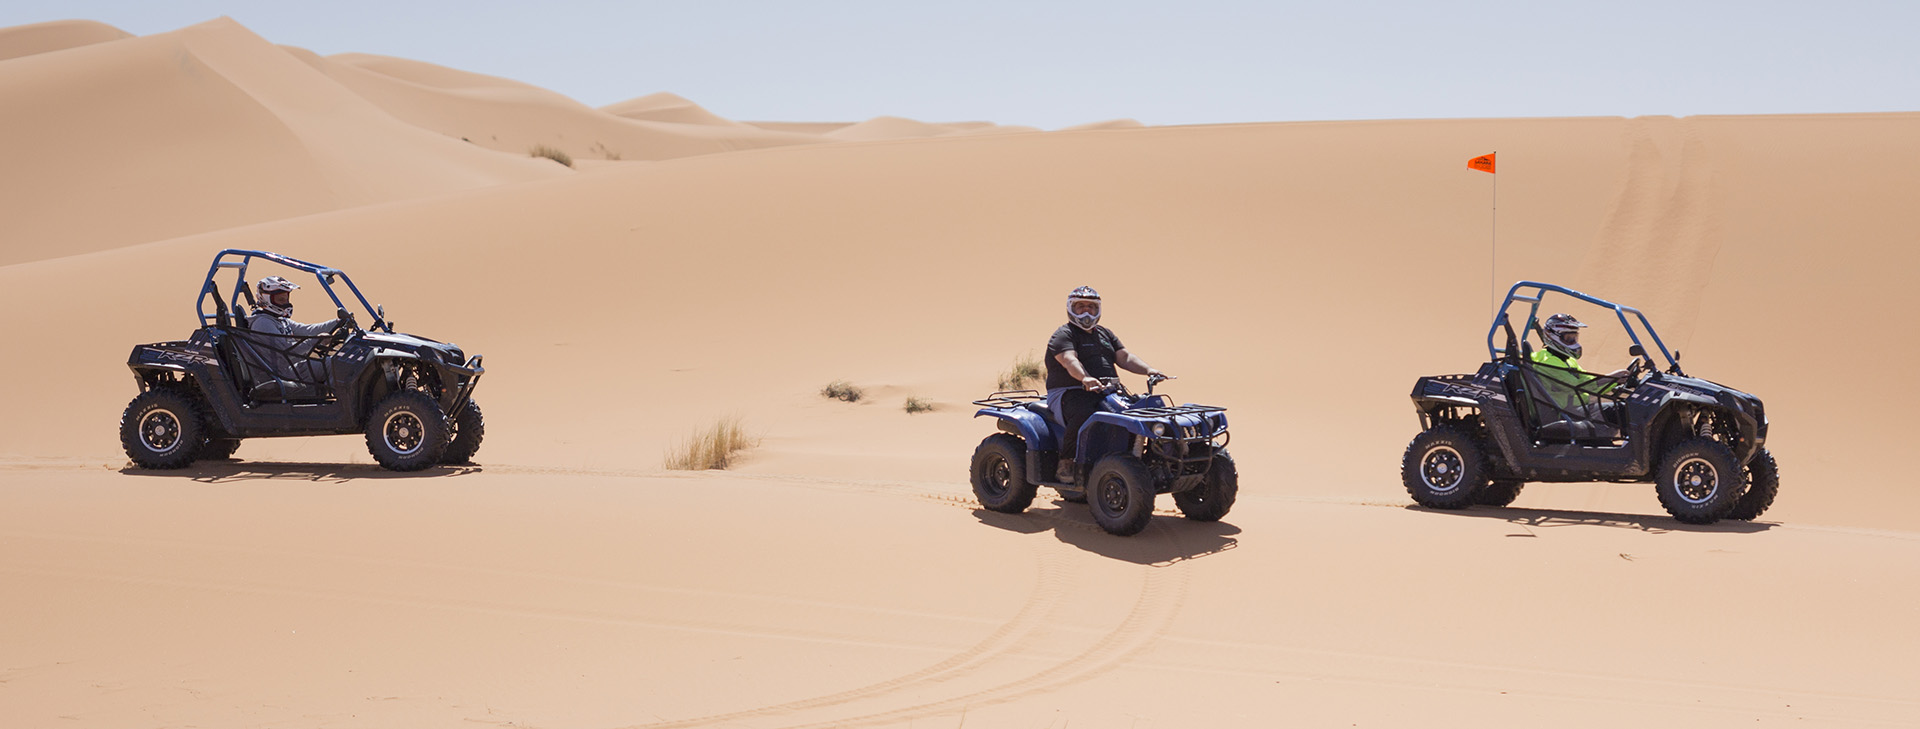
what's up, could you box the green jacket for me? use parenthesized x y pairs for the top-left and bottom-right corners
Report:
(1530, 349), (1612, 412)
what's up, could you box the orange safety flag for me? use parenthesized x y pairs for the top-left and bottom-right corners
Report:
(1468, 153), (1496, 174)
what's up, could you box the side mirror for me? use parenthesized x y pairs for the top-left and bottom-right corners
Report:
(1628, 344), (1645, 357)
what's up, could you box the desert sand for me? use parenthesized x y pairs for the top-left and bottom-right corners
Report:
(2, 16), (1918, 729)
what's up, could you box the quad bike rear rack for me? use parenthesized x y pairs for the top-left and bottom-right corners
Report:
(972, 390), (1043, 409)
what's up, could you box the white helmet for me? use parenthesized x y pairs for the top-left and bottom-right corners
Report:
(256, 276), (299, 317)
(1541, 313), (1586, 360)
(1066, 286), (1101, 332)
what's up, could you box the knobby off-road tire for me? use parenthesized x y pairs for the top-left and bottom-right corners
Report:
(440, 399), (485, 465)
(1725, 448), (1780, 522)
(1654, 438), (1747, 524)
(971, 434), (1037, 513)
(1173, 449), (1238, 522)
(197, 437), (242, 461)
(1401, 426), (1489, 510)
(120, 388), (209, 469)
(365, 391), (449, 471)
(1474, 479), (1525, 507)
(1087, 454), (1155, 536)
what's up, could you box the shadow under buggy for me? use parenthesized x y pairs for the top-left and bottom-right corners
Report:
(121, 250), (485, 471)
(1401, 281), (1778, 524)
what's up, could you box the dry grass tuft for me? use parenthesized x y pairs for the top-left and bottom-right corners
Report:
(997, 352), (1043, 391)
(530, 144), (573, 167)
(663, 416), (757, 470)
(821, 380), (864, 402)
(903, 397), (934, 414)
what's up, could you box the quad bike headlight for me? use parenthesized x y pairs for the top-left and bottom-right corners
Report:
(1152, 423), (1169, 437)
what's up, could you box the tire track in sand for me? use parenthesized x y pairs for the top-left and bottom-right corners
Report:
(621, 514), (1193, 729)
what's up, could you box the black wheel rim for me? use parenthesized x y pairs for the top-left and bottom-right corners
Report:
(1674, 457), (1719, 504)
(1097, 472), (1130, 514)
(982, 455), (1010, 498)
(139, 409), (182, 454)
(1420, 445), (1465, 493)
(384, 411), (425, 455)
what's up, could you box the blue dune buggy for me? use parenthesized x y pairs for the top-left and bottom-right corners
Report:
(119, 250), (485, 471)
(1402, 281), (1776, 524)
(970, 374), (1236, 536)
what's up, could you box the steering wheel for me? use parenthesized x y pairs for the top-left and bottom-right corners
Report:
(1624, 354), (1649, 384)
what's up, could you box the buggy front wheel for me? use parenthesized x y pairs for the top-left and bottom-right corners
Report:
(1725, 449), (1779, 521)
(365, 391), (449, 471)
(1654, 438), (1746, 524)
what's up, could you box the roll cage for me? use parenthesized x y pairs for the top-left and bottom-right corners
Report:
(196, 249), (394, 333)
(1487, 281), (1681, 376)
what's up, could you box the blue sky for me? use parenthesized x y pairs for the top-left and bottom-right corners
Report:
(5, 1), (1914, 128)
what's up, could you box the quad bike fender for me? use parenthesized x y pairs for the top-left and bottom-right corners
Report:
(973, 408), (1055, 451)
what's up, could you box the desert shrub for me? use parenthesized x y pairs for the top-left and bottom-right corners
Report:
(529, 144), (573, 167)
(821, 380), (864, 402)
(663, 416), (757, 470)
(997, 352), (1043, 390)
(589, 141), (622, 161)
(904, 397), (934, 414)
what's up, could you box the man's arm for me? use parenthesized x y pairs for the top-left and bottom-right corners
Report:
(284, 318), (341, 338)
(1114, 349), (1165, 377)
(1055, 350), (1095, 386)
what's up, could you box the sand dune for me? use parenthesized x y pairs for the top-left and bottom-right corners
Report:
(601, 91), (745, 126)
(0, 19), (130, 61)
(306, 53), (825, 162)
(3, 14), (1917, 728)
(0, 18), (561, 266)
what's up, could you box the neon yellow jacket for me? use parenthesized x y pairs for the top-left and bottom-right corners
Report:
(1530, 349), (1613, 412)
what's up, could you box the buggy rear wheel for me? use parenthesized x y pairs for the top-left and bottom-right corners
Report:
(1173, 450), (1237, 522)
(1654, 438), (1746, 524)
(365, 391), (449, 471)
(970, 434), (1037, 513)
(1725, 448), (1780, 521)
(1401, 426), (1487, 509)
(120, 389), (207, 469)
(1087, 454), (1155, 536)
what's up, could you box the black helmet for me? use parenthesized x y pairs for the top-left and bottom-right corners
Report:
(1541, 313), (1586, 360)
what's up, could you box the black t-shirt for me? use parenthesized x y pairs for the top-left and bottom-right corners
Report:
(1045, 323), (1125, 389)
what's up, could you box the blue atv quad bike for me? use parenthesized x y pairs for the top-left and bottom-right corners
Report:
(970, 374), (1235, 536)
(119, 250), (485, 472)
(1402, 281), (1777, 524)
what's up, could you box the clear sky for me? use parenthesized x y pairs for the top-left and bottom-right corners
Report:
(5, 1), (1915, 128)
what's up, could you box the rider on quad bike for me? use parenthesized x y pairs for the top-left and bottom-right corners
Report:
(1046, 286), (1172, 483)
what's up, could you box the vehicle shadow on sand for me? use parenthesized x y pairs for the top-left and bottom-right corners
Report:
(1411, 504), (1777, 534)
(973, 498), (1240, 566)
(119, 460), (482, 484)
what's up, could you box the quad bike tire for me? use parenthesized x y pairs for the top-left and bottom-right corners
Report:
(1473, 479), (1525, 507)
(365, 391), (450, 471)
(1173, 449), (1238, 522)
(198, 437), (242, 461)
(440, 399), (485, 465)
(1087, 454), (1155, 537)
(120, 388), (209, 469)
(1401, 426), (1489, 509)
(1056, 488), (1088, 504)
(970, 434), (1038, 513)
(1725, 448), (1780, 522)
(1654, 437), (1747, 524)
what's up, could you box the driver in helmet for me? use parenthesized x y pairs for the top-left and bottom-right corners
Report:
(1531, 313), (1632, 420)
(1044, 286), (1171, 483)
(247, 276), (348, 382)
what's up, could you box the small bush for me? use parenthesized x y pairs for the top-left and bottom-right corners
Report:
(589, 141), (622, 161)
(821, 380), (864, 402)
(997, 352), (1043, 391)
(904, 397), (934, 414)
(664, 416), (757, 470)
(529, 144), (573, 167)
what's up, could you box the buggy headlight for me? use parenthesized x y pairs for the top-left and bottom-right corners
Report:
(1152, 423), (1168, 437)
